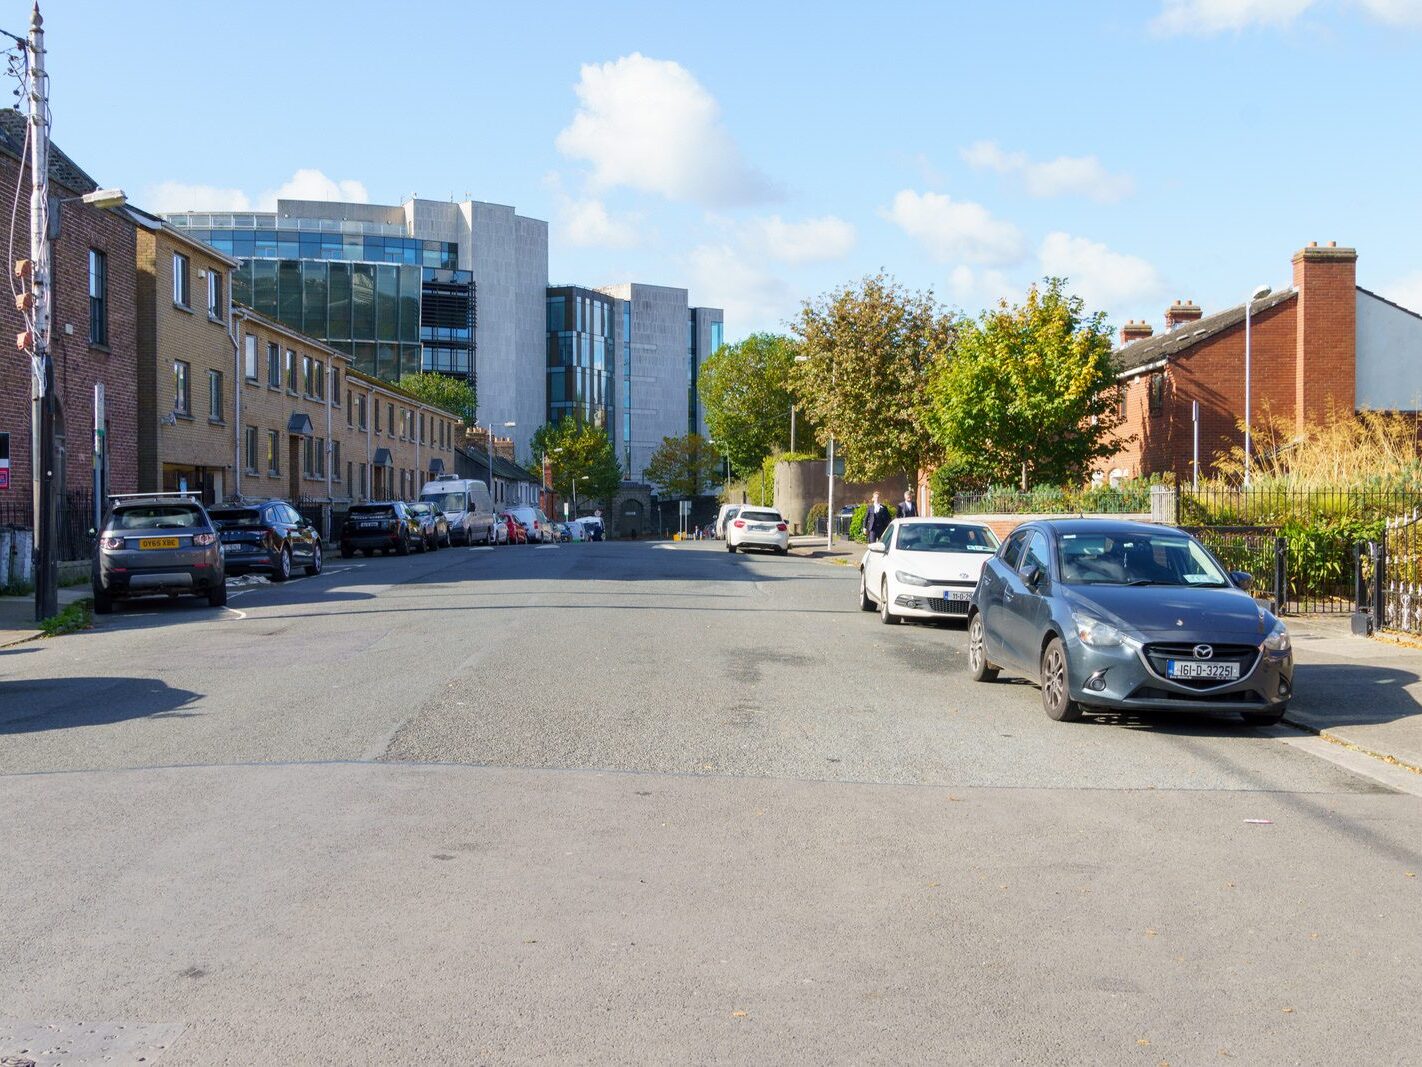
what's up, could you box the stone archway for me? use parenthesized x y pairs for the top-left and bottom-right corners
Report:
(618, 498), (644, 539)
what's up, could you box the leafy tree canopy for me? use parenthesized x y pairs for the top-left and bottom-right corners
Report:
(644, 434), (723, 499)
(925, 278), (1124, 490)
(529, 418), (623, 505)
(698, 333), (809, 474)
(791, 273), (954, 482)
(396, 372), (477, 424)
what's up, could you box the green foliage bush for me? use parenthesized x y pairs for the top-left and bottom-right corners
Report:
(954, 477), (1167, 515)
(805, 502), (828, 532)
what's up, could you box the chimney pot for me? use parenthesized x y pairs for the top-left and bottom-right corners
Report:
(1120, 320), (1154, 345)
(1164, 300), (1203, 329)
(1328, 240), (1337, 248)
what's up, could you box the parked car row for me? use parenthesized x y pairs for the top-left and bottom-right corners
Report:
(859, 516), (1294, 728)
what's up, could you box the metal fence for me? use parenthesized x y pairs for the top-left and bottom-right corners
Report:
(1380, 510), (1422, 635)
(0, 489), (97, 562)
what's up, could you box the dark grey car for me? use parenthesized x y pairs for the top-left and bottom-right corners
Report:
(967, 519), (1293, 726)
(92, 493), (226, 614)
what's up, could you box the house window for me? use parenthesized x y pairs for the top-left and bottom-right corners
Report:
(174, 360), (191, 415)
(244, 426), (259, 472)
(267, 430), (280, 474)
(419, 413), (426, 444)
(172, 252), (190, 307)
(388, 403), (395, 437)
(207, 269), (223, 319)
(302, 355), (313, 396)
(302, 437), (313, 477)
(1148, 372), (1166, 416)
(244, 334), (258, 380)
(345, 460), (352, 488)
(332, 441), (341, 479)
(346, 391), (353, 427)
(314, 362), (325, 401)
(359, 462), (368, 499)
(267, 342), (281, 387)
(315, 437), (326, 478)
(358, 395), (367, 430)
(1118, 383), (1127, 419)
(88, 249), (107, 345)
(286, 349), (297, 393)
(331, 368), (340, 406)
(208, 369), (223, 421)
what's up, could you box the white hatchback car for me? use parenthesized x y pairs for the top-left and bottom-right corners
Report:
(859, 517), (1000, 624)
(727, 507), (789, 555)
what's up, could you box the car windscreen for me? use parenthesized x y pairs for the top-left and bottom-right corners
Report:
(740, 510), (782, 522)
(208, 508), (263, 526)
(349, 505), (396, 519)
(422, 492), (466, 513)
(112, 506), (205, 530)
(1057, 531), (1230, 587)
(895, 523), (1000, 553)
(408, 504), (431, 516)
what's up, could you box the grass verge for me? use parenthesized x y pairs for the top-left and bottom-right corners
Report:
(39, 597), (93, 638)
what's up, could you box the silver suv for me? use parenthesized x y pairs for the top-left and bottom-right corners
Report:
(91, 493), (226, 614)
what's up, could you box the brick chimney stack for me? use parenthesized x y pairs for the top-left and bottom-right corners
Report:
(1120, 320), (1154, 346)
(1292, 241), (1357, 433)
(1164, 300), (1203, 329)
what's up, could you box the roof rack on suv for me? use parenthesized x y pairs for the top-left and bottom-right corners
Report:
(107, 491), (203, 502)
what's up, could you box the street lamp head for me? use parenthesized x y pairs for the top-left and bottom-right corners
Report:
(1251, 284), (1272, 301)
(502, 421), (516, 428)
(77, 188), (126, 210)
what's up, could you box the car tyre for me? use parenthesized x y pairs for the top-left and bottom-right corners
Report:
(1241, 705), (1287, 727)
(207, 581), (228, 608)
(305, 543), (323, 576)
(726, 540), (736, 553)
(879, 579), (901, 625)
(396, 533), (410, 556)
(92, 585), (114, 615)
(1041, 637), (1083, 722)
(272, 545), (292, 582)
(967, 613), (999, 682)
(858, 569), (875, 611)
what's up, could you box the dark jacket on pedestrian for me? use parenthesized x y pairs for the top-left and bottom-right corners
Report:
(897, 497), (917, 519)
(864, 503), (892, 542)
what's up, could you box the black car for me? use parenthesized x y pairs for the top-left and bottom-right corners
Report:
(340, 501), (421, 557)
(407, 502), (451, 551)
(209, 500), (323, 581)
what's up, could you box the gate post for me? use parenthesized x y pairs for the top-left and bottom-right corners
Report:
(1273, 536), (1288, 615)
(1373, 532), (1387, 628)
(1351, 541), (1372, 636)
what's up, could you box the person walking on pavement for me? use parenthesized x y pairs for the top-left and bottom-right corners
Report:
(898, 488), (917, 519)
(864, 491), (892, 542)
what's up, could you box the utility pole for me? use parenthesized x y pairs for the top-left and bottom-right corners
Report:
(26, 4), (58, 621)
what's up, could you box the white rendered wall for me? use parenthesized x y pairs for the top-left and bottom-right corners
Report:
(1356, 289), (1422, 410)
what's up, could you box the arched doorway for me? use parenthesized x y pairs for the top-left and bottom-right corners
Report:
(618, 498), (644, 539)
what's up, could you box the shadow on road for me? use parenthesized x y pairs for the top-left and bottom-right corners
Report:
(0, 676), (203, 734)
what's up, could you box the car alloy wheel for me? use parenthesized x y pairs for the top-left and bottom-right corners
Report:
(305, 542), (322, 576)
(273, 544), (292, 582)
(968, 613), (999, 682)
(1041, 637), (1083, 722)
(879, 579), (900, 624)
(859, 570), (875, 611)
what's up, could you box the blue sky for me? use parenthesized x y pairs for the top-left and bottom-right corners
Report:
(27, 0), (1422, 339)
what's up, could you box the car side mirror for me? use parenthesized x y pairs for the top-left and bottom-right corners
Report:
(1230, 570), (1253, 591)
(868, 542), (887, 554)
(87, 527), (96, 537)
(1022, 563), (1043, 589)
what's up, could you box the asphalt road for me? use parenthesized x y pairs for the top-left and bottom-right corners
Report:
(2, 540), (1419, 1064)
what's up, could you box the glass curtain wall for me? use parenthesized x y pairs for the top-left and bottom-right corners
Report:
(546, 286), (613, 431)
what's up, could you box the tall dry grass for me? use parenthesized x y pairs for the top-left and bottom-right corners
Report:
(1210, 409), (1422, 490)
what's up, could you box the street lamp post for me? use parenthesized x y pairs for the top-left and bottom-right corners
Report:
(1243, 284), (1272, 488)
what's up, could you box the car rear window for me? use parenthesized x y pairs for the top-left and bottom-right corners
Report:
(740, 510), (781, 522)
(112, 506), (205, 530)
(349, 505), (396, 519)
(208, 508), (263, 526)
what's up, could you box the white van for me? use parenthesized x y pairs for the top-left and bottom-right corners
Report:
(420, 476), (498, 545)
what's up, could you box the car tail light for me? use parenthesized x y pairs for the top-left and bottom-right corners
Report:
(100, 536), (124, 551)
(776, 523), (787, 531)
(733, 520), (745, 528)
(193, 532), (216, 546)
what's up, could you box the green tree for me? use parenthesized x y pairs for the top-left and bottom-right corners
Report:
(926, 278), (1124, 490)
(791, 273), (955, 482)
(644, 433), (722, 498)
(395, 372), (477, 423)
(698, 332), (806, 474)
(529, 418), (623, 507)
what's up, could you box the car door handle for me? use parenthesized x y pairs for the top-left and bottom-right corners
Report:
(1003, 589), (1015, 602)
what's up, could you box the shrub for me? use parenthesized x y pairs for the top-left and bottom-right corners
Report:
(805, 502), (828, 532)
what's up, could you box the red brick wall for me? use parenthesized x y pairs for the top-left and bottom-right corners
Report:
(0, 150), (138, 511)
(1293, 243), (1357, 430)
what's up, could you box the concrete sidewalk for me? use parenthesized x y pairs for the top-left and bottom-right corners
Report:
(0, 586), (90, 648)
(788, 535), (862, 565)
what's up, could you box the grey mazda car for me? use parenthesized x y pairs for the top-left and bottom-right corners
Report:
(967, 519), (1292, 725)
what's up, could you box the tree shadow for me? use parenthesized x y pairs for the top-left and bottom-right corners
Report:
(0, 676), (203, 734)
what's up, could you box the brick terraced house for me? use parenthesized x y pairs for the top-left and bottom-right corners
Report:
(0, 110), (138, 514)
(1102, 242), (1422, 483)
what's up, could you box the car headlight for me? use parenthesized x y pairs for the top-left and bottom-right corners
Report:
(1262, 620), (1291, 653)
(1074, 613), (1130, 648)
(895, 570), (932, 587)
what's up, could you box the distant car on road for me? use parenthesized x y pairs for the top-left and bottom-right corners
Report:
(727, 507), (789, 555)
(339, 502), (421, 557)
(407, 502), (451, 551)
(209, 499), (322, 582)
(500, 512), (528, 545)
(505, 505), (554, 543)
(582, 516), (605, 541)
(967, 519), (1293, 726)
(859, 517), (999, 625)
(715, 504), (742, 539)
(92, 492), (226, 613)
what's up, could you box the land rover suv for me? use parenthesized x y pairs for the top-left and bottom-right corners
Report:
(91, 493), (226, 613)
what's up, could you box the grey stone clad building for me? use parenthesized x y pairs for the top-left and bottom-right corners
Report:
(166, 197), (548, 458)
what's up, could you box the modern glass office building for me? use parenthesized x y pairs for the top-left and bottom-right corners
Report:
(166, 212), (475, 386)
(545, 285), (613, 430)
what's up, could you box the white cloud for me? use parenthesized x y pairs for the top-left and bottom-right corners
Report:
(946, 266), (1019, 312)
(144, 169), (369, 213)
(961, 140), (1134, 203)
(882, 190), (1026, 266)
(1038, 232), (1164, 311)
(689, 243), (796, 334)
(740, 214), (856, 265)
(1152, 0), (1316, 33)
(1379, 272), (1422, 314)
(556, 53), (777, 207)
(559, 197), (640, 248)
(1358, 0), (1422, 24)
